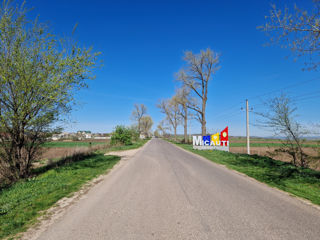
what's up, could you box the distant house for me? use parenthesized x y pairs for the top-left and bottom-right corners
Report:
(77, 130), (92, 140)
(93, 136), (107, 140)
(92, 133), (109, 140)
(77, 130), (91, 135)
(51, 132), (70, 141)
(139, 134), (146, 139)
(85, 133), (92, 139)
(51, 134), (60, 141)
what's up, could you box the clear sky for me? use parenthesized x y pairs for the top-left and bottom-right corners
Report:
(27, 0), (320, 136)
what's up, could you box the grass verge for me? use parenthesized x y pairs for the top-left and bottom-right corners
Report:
(172, 142), (320, 206)
(0, 139), (149, 239)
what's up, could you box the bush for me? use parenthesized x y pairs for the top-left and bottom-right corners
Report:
(130, 128), (140, 142)
(111, 126), (133, 146)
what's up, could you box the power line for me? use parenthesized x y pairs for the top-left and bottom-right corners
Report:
(248, 77), (320, 100)
(249, 89), (320, 110)
(208, 78), (319, 131)
(213, 109), (242, 120)
(211, 103), (243, 119)
(292, 90), (320, 99)
(294, 94), (320, 103)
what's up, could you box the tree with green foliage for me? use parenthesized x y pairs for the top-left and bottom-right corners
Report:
(111, 125), (133, 146)
(129, 125), (140, 141)
(0, 0), (99, 183)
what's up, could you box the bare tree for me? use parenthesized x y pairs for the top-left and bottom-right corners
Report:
(153, 129), (160, 138)
(173, 87), (193, 143)
(257, 94), (309, 167)
(131, 104), (147, 134)
(156, 120), (170, 137)
(260, 1), (320, 70)
(140, 115), (153, 137)
(157, 99), (181, 141)
(177, 48), (220, 136)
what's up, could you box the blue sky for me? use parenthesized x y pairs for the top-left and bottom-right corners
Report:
(27, 0), (320, 136)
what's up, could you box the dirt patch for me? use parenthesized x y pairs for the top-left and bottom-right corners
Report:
(104, 148), (141, 159)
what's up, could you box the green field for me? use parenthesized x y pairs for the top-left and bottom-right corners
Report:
(0, 139), (149, 239)
(173, 142), (320, 206)
(42, 141), (107, 148)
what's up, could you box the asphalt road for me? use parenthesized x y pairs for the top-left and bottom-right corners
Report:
(37, 139), (320, 240)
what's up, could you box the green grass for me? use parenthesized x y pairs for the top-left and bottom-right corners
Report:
(0, 154), (119, 239)
(42, 141), (107, 148)
(0, 139), (149, 239)
(173, 142), (320, 206)
(42, 139), (149, 149)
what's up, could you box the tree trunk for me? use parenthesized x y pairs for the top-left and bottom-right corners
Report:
(201, 119), (206, 136)
(201, 108), (206, 136)
(184, 106), (188, 143)
(174, 127), (177, 141)
(201, 98), (207, 136)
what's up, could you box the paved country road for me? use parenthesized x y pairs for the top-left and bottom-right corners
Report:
(35, 139), (320, 240)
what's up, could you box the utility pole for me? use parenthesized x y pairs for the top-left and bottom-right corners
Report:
(246, 99), (250, 154)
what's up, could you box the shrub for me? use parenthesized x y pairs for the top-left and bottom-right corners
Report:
(0, 1), (98, 184)
(130, 128), (140, 142)
(111, 126), (133, 146)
